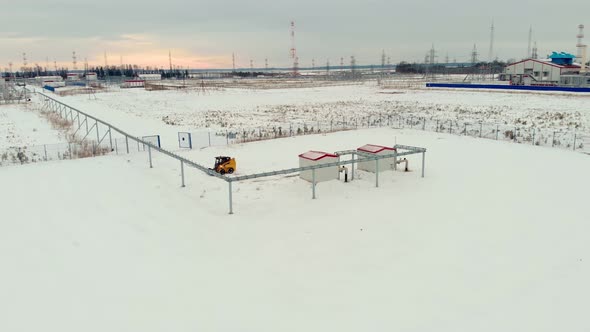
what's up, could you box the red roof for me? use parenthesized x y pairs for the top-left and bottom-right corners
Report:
(506, 59), (581, 69)
(357, 144), (396, 154)
(298, 151), (338, 161)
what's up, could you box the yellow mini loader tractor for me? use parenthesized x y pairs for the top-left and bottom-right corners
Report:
(211, 156), (236, 175)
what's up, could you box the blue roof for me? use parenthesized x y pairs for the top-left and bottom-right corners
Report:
(549, 52), (575, 59)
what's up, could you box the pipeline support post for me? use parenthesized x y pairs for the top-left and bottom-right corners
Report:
(181, 161), (185, 187)
(375, 159), (379, 187)
(125, 136), (129, 154)
(228, 181), (233, 214)
(351, 153), (355, 181)
(108, 127), (113, 151)
(148, 145), (153, 168)
(421, 151), (425, 178)
(312, 169), (316, 199)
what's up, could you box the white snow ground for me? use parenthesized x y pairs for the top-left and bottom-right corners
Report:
(0, 103), (66, 150)
(54, 84), (590, 148)
(1, 128), (589, 332)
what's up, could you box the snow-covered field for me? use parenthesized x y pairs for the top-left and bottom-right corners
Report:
(56, 84), (590, 142)
(0, 103), (66, 150)
(1, 83), (589, 331)
(1, 127), (589, 332)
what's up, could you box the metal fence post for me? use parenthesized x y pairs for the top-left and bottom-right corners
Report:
(464, 123), (467, 135)
(552, 131), (556, 147)
(228, 181), (233, 214)
(496, 125), (499, 140)
(312, 169), (316, 199)
(208, 131), (211, 147)
(421, 152), (425, 178)
(449, 121), (452, 134)
(181, 160), (185, 187)
(532, 128), (535, 145)
(375, 159), (379, 187)
(436, 119), (439, 132)
(148, 146), (153, 168)
(44, 144), (48, 161)
(514, 127), (517, 142)
(573, 134), (577, 151)
(479, 123), (483, 138)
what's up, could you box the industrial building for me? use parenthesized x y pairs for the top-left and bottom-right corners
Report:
(298, 151), (339, 183)
(503, 52), (582, 85)
(356, 144), (397, 173)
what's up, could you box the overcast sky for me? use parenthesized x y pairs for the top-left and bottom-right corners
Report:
(1, 0), (589, 70)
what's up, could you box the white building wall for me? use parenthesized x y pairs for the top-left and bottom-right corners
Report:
(299, 157), (339, 183)
(358, 151), (396, 173)
(505, 60), (562, 82)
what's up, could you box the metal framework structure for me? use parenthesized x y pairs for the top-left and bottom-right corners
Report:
(225, 145), (426, 214)
(35, 89), (427, 215)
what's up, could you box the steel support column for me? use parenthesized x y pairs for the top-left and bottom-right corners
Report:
(312, 169), (316, 199)
(421, 152), (425, 178)
(148, 146), (153, 168)
(181, 161), (185, 187)
(228, 181), (233, 214)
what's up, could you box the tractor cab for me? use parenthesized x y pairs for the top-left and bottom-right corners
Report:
(212, 156), (236, 175)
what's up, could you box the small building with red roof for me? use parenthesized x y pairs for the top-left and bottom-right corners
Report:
(357, 144), (396, 173)
(298, 150), (339, 183)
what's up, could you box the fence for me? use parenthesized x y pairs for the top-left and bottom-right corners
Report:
(188, 115), (587, 154)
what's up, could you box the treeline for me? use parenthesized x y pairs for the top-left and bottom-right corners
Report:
(396, 60), (508, 74)
(1, 65), (190, 79)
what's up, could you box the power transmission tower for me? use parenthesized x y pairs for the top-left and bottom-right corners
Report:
(350, 56), (356, 77)
(290, 20), (299, 76)
(471, 44), (478, 64)
(525, 25), (533, 59)
(488, 21), (495, 62)
(22, 52), (27, 74)
(72, 51), (78, 71)
(532, 41), (538, 59)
